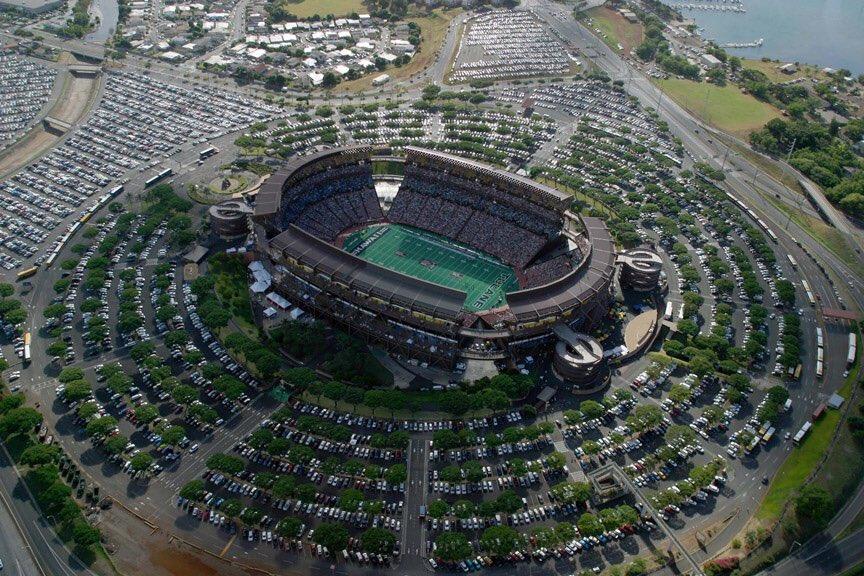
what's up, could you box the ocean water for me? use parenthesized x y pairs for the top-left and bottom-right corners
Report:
(669, 0), (864, 74)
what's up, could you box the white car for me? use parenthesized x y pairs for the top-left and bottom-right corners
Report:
(189, 443), (199, 453)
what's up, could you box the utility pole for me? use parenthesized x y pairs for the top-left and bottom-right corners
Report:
(720, 142), (731, 173)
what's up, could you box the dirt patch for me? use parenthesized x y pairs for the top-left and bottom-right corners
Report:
(100, 504), (253, 576)
(0, 128), (59, 176)
(148, 546), (222, 576)
(52, 74), (99, 124)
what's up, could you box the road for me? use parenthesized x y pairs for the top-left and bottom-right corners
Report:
(0, 475), (42, 576)
(0, 444), (99, 576)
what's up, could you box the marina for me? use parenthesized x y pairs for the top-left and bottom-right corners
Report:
(671, 0), (864, 74)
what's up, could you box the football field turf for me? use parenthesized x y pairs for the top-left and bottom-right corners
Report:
(344, 224), (519, 312)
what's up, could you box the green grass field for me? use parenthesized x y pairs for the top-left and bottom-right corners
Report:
(344, 224), (518, 312)
(584, 6), (643, 54)
(656, 78), (781, 137)
(277, 0), (365, 18)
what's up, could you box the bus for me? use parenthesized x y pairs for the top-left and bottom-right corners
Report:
(816, 360), (824, 379)
(145, 168), (173, 188)
(793, 421), (812, 445)
(23, 332), (31, 364)
(199, 146), (218, 161)
(664, 301), (673, 321)
(761, 427), (775, 444)
(787, 254), (798, 269)
(16, 266), (38, 280)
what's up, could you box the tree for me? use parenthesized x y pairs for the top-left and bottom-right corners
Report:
(158, 425), (186, 446)
(272, 476), (297, 499)
(435, 532), (472, 562)
(221, 499), (243, 518)
(206, 453), (245, 475)
(0, 407), (43, 438)
(549, 482), (592, 504)
(439, 464), (462, 483)
(480, 526), (522, 556)
(85, 416), (117, 436)
(313, 522), (349, 551)
(627, 404), (663, 432)
(428, 500), (449, 518)
(385, 463), (407, 485)
(795, 485), (834, 530)
(46, 340), (69, 358)
(626, 558), (648, 576)
(59, 367), (86, 383)
(668, 383), (692, 404)
(28, 464), (61, 493)
(276, 516), (302, 537)
(171, 384), (198, 405)
(43, 303), (67, 319)
(106, 373), (133, 395)
(164, 331), (188, 348)
(577, 513), (603, 536)
(20, 444), (60, 466)
(361, 527), (396, 554)
(130, 452), (154, 472)
(104, 434), (129, 455)
(338, 488), (364, 512)
(582, 439), (601, 455)
(213, 375), (245, 401)
(240, 507), (264, 525)
(134, 405), (159, 426)
(130, 341), (156, 362)
(0, 394), (23, 416)
(72, 522), (101, 549)
(665, 424), (696, 446)
(580, 400), (605, 419)
(63, 380), (92, 402)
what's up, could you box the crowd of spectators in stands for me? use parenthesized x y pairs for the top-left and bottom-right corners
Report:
(386, 165), (569, 269)
(279, 165), (383, 241)
(522, 254), (576, 288)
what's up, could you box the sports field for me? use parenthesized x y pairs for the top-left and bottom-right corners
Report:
(344, 224), (519, 312)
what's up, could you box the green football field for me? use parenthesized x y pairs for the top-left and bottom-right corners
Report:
(344, 224), (519, 312)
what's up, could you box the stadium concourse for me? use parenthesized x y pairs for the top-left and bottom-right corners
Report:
(253, 146), (618, 368)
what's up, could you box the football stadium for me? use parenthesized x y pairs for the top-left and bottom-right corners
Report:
(253, 146), (617, 367)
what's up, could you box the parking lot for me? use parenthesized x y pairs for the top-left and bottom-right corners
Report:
(0, 69), (278, 271)
(450, 11), (575, 83)
(0, 52), (56, 152)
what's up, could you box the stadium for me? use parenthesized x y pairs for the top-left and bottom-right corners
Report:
(252, 146), (617, 368)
